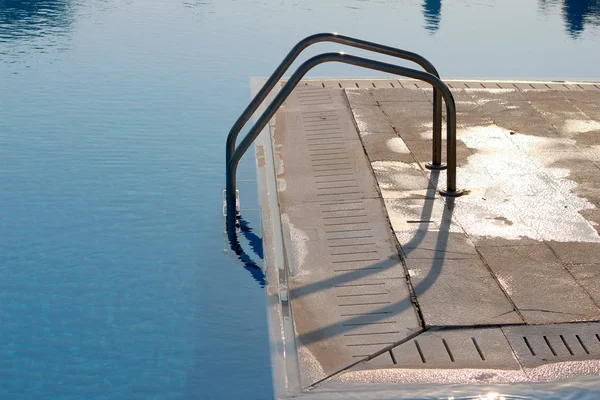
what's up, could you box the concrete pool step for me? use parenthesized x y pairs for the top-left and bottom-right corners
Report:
(255, 78), (600, 398)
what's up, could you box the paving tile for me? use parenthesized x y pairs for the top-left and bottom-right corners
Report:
(546, 242), (600, 265)
(371, 161), (432, 199)
(527, 99), (590, 136)
(509, 193), (600, 242)
(538, 83), (571, 90)
(561, 90), (600, 104)
(371, 87), (430, 103)
(402, 140), (438, 163)
(512, 82), (538, 90)
(445, 81), (471, 89)
(469, 236), (545, 248)
(384, 198), (455, 233)
(350, 104), (395, 133)
(273, 96), (382, 206)
(580, 209), (600, 235)
(502, 323), (600, 368)
(406, 257), (521, 326)
(327, 79), (370, 89)
(359, 131), (416, 164)
(579, 84), (600, 91)
(396, 229), (478, 260)
(572, 101), (600, 121)
(379, 101), (433, 121)
(467, 88), (526, 103)
(456, 113), (496, 128)
(580, 146), (600, 163)
(540, 152), (598, 171)
(370, 79), (406, 89)
(520, 89), (568, 101)
(482, 101), (540, 119)
(363, 352), (395, 368)
(397, 80), (426, 90)
(477, 244), (600, 324)
(567, 167), (600, 184)
(492, 116), (561, 138)
(404, 139), (473, 167)
(446, 89), (481, 113)
(345, 88), (377, 106)
(274, 136), (380, 205)
(275, 109), (361, 146)
(572, 130), (600, 146)
(566, 264), (600, 305)
(572, 184), (600, 205)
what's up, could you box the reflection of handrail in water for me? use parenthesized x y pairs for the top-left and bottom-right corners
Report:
(0, 0), (73, 41)
(562, 0), (600, 38)
(422, 0), (442, 33)
(225, 217), (266, 287)
(239, 218), (264, 260)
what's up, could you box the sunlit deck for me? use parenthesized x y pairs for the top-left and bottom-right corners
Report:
(255, 79), (600, 398)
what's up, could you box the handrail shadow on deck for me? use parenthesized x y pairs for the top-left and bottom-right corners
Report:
(228, 171), (455, 346)
(291, 172), (455, 348)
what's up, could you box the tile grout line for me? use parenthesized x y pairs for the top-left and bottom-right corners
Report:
(342, 87), (426, 329)
(545, 242), (600, 312)
(473, 246), (526, 323)
(305, 328), (425, 391)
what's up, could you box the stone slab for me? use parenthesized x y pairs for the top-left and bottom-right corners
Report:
(546, 242), (600, 265)
(359, 130), (416, 164)
(384, 198), (455, 232)
(564, 264), (600, 305)
(502, 323), (600, 368)
(274, 89), (381, 207)
(390, 328), (521, 370)
(477, 244), (600, 324)
(406, 257), (522, 327)
(370, 161), (433, 199)
(349, 104), (397, 134)
(363, 352), (394, 368)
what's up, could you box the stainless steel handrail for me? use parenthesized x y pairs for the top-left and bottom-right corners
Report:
(225, 33), (446, 173)
(226, 52), (463, 244)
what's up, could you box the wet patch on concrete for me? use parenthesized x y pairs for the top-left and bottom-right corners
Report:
(343, 84), (600, 327)
(346, 85), (600, 244)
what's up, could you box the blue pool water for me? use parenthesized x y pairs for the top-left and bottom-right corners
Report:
(1, 1), (599, 399)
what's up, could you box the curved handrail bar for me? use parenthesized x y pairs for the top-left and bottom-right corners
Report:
(225, 33), (445, 171)
(226, 52), (462, 245)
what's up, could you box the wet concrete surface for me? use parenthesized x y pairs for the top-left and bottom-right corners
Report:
(261, 79), (600, 392)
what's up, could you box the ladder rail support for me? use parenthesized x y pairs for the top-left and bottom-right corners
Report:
(225, 33), (446, 172)
(226, 52), (462, 246)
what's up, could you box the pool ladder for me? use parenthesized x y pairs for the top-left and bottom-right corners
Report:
(224, 33), (462, 249)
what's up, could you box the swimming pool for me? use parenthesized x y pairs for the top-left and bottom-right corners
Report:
(1, 0), (599, 399)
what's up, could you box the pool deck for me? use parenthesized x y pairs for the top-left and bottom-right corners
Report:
(253, 78), (600, 399)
